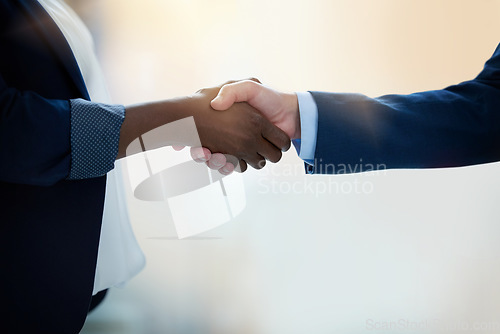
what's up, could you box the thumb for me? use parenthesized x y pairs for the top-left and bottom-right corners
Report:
(210, 86), (237, 111)
(211, 80), (259, 111)
(210, 92), (233, 111)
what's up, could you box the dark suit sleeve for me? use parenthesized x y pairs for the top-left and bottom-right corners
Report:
(0, 74), (72, 186)
(309, 44), (500, 174)
(0, 75), (125, 186)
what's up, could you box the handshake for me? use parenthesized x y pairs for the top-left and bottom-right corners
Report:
(118, 79), (301, 174)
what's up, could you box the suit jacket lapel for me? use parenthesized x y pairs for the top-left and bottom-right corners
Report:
(18, 0), (90, 100)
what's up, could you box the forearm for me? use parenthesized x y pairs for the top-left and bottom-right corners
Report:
(307, 44), (500, 174)
(311, 79), (500, 173)
(117, 97), (194, 159)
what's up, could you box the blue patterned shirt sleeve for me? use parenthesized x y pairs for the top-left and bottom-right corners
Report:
(67, 98), (125, 180)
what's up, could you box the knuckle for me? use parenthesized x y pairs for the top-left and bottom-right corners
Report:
(249, 112), (262, 126)
(196, 87), (208, 94)
(248, 77), (261, 84)
(197, 86), (218, 96)
(244, 80), (258, 91)
(218, 85), (228, 95)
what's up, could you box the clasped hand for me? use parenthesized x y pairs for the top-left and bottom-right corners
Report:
(179, 79), (300, 174)
(119, 80), (293, 173)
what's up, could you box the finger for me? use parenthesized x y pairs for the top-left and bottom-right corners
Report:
(223, 154), (239, 167)
(211, 80), (261, 111)
(261, 119), (291, 152)
(246, 153), (267, 170)
(207, 153), (227, 170)
(190, 147), (212, 163)
(235, 160), (248, 173)
(218, 153), (239, 175)
(257, 138), (283, 163)
(172, 145), (185, 151)
(218, 162), (234, 175)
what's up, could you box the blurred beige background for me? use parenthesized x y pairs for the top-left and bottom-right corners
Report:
(77, 1), (500, 333)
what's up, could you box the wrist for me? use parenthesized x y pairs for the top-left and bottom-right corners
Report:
(284, 93), (300, 139)
(117, 98), (192, 159)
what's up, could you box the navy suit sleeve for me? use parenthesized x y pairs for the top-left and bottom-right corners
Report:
(309, 44), (500, 174)
(0, 76), (125, 186)
(0, 74), (73, 186)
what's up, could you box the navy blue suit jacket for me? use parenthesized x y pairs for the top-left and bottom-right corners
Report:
(0, 1), (105, 332)
(309, 44), (500, 174)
